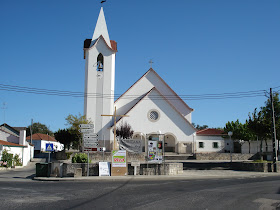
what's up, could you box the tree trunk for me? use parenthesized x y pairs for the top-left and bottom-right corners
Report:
(265, 139), (268, 152)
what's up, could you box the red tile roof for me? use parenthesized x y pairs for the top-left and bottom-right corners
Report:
(26, 133), (57, 142)
(0, 140), (26, 147)
(196, 128), (225, 136)
(110, 40), (117, 51)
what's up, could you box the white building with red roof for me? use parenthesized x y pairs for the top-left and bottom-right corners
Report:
(0, 124), (34, 167)
(196, 128), (232, 153)
(26, 133), (64, 154)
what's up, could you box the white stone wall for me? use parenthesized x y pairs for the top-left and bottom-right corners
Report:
(195, 135), (232, 153)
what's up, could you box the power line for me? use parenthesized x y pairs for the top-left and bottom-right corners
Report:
(0, 83), (268, 101)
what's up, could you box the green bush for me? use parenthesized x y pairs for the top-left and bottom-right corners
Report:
(13, 154), (22, 166)
(66, 152), (73, 160)
(72, 153), (91, 163)
(1, 150), (13, 167)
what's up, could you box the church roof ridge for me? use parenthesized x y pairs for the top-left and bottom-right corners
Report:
(114, 68), (193, 112)
(113, 87), (195, 130)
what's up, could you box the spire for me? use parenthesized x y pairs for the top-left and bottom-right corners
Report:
(92, 7), (111, 48)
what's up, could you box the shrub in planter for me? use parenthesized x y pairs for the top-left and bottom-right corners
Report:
(72, 153), (91, 163)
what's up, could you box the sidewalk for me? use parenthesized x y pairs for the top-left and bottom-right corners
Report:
(33, 169), (280, 182)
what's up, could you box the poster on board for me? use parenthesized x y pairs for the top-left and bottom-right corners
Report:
(112, 150), (127, 167)
(99, 162), (110, 176)
(148, 140), (162, 163)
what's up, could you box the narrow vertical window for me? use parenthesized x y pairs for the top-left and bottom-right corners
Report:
(97, 53), (104, 71)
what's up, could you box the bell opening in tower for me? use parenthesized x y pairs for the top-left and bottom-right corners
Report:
(97, 53), (104, 71)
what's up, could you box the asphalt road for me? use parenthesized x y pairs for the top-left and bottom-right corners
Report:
(0, 162), (280, 210)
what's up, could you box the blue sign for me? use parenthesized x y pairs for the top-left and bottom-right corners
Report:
(46, 143), (54, 152)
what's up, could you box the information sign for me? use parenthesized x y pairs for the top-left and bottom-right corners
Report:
(80, 128), (94, 133)
(99, 162), (110, 176)
(46, 143), (54, 152)
(79, 124), (94, 129)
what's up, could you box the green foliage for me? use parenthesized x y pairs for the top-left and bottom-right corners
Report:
(115, 121), (134, 139)
(26, 122), (53, 137)
(224, 120), (255, 141)
(13, 154), (22, 166)
(54, 129), (76, 150)
(65, 114), (91, 149)
(192, 123), (208, 130)
(72, 153), (91, 163)
(65, 152), (73, 159)
(1, 150), (14, 167)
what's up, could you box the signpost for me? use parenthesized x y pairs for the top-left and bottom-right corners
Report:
(79, 124), (95, 176)
(45, 143), (54, 163)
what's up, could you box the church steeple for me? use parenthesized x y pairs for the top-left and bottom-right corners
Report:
(92, 7), (111, 48)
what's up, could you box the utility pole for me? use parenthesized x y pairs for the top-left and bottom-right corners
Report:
(270, 88), (278, 172)
(30, 119), (33, 145)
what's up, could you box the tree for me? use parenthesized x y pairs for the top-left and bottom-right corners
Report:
(247, 108), (270, 152)
(115, 121), (134, 139)
(261, 92), (280, 140)
(224, 120), (255, 153)
(65, 114), (91, 150)
(54, 129), (76, 150)
(192, 123), (208, 130)
(26, 122), (53, 137)
(247, 92), (280, 152)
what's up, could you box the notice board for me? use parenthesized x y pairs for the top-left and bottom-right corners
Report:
(111, 150), (127, 176)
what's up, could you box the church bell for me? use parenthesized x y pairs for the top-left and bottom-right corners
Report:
(97, 61), (103, 71)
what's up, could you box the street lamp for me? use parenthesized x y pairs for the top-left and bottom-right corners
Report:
(192, 133), (196, 155)
(228, 131), (233, 163)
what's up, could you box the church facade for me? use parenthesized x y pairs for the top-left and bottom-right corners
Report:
(84, 7), (197, 154)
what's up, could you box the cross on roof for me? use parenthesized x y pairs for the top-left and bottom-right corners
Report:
(149, 59), (154, 68)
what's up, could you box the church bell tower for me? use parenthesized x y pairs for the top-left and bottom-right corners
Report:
(83, 7), (117, 142)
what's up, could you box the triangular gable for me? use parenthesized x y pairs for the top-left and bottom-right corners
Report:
(114, 68), (193, 119)
(113, 87), (195, 130)
(89, 35), (117, 52)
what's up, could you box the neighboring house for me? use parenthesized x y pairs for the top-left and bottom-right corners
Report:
(0, 124), (34, 166)
(26, 133), (64, 154)
(195, 128), (232, 153)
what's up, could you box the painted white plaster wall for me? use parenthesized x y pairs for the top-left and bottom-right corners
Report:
(40, 140), (64, 152)
(84, 38), (115, 141)
(241, 140), (273, 154)
(117, 89), (196, 150)
(0, 130), (19, 143)
(196, 135), (232, 153)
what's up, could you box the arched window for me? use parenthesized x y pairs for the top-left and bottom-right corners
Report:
(97, 53), (104, 71)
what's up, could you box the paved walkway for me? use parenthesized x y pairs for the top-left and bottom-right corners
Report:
(33, 170), (280, 182)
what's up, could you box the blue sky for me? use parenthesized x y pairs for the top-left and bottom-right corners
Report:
(0, 0), (280, 132)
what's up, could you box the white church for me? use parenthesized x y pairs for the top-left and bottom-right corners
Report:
(83, 7), (228, 154)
